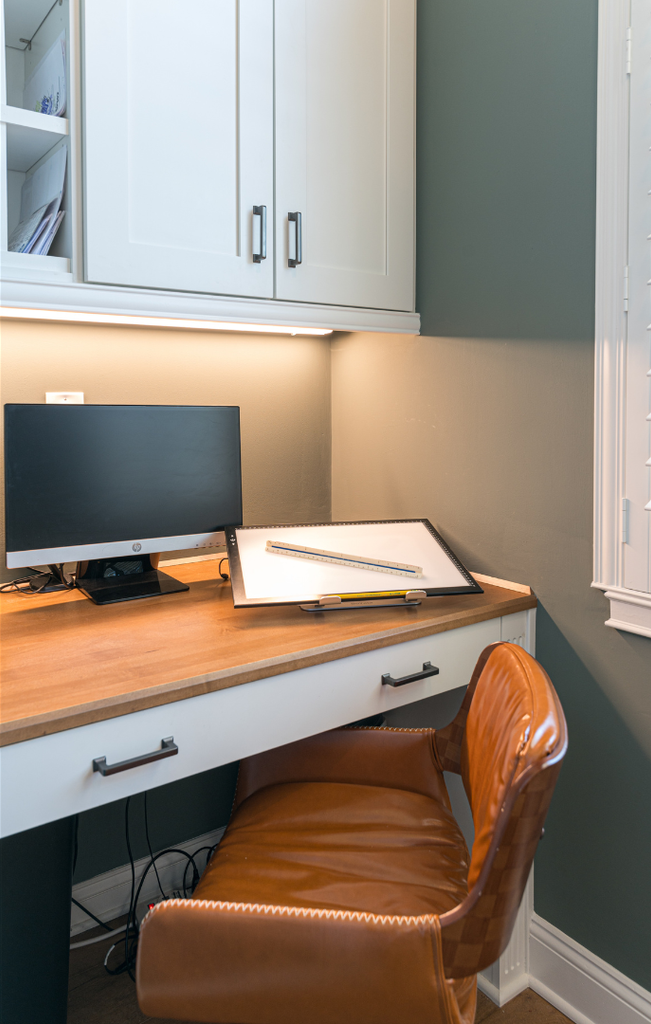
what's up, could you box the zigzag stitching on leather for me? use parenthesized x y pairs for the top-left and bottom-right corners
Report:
(141, 898), (440, 928)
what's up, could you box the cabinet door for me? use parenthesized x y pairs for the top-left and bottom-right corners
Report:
(274, 0), (415, 311)
(83, 0), (273, 297)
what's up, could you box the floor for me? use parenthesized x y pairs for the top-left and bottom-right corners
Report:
(68, 917), (574, 1024)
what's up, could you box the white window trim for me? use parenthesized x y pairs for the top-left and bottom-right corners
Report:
(593, 0), (651, 638)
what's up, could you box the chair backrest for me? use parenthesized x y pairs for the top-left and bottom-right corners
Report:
(435, 642), (567, 978)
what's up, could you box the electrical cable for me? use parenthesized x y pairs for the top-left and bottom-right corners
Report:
(70, 924), (127, 950)
(182, 844), (215, 895)
(0, 569), (55, 594)
(71, 896), (113, 933)
(218, 557), (229, 580)
(123, 796), (137, 981)
(103, 847), (202, 979)
(72, 814), (79, 876)
(48, 563), (75, 588)
(103, 797), (201, 980)
(131, 848), (200, 912)
(70, 782), (222, 972)
(144, 792), (166, 900)
(0, 564), (75, 596)
(85, 798), (213, 979)
(100, 798), (138, 979)
(70, 813), (125, 952)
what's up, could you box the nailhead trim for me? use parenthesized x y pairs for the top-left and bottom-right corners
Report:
(343, 726), (434, 733)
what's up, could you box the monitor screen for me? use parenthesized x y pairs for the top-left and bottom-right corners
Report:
(4, 404), (242, 568)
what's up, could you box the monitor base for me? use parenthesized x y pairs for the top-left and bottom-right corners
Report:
(75, 555), (189, 605)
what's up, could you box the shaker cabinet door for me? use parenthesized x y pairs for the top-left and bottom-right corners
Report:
(83, 0), (274, 298)
(274, 0), (415, 312)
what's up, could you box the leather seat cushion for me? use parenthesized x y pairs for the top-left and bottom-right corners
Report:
(193, 779), (469, 917)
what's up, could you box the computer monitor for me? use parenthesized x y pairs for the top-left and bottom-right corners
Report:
(4, 404), (242, 604)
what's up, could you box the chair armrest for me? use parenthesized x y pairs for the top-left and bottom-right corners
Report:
(136, 898), (470, 1024)
(234, 726), (449, 811)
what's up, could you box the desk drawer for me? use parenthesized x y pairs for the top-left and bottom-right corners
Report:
(0, 617), (499, 837)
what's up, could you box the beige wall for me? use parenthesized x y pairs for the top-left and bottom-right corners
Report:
(331, 330), (651, 758)
(0, 319), (331, 579)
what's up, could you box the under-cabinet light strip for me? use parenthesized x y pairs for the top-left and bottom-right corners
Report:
(0, 307), (333, 336)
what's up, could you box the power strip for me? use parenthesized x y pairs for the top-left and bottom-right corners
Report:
(143, 890), (182, 914)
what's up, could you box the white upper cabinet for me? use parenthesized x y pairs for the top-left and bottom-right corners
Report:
(275, 0), (415, 311)
(83, 0), (274, 297)
(2, 0), (417, 327)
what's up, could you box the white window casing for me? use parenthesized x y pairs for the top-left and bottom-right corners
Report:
(593, 0), (651, 638)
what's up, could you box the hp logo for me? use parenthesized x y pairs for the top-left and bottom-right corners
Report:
(132, 542), (142, 552)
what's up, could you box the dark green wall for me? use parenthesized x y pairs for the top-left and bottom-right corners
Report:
(72, 763), (239, 884)
(417, 0), (597, 341)
(535, 611), (651, 986)
(329, 0), (651, 991)
(418, 2), (651, 985)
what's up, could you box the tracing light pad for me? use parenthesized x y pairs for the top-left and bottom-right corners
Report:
(226, 520), (480, 607)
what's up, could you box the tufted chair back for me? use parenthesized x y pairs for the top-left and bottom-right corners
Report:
(435, 642), (567, 976)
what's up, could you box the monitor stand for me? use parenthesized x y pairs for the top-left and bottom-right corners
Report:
(75, 555), (189, 605)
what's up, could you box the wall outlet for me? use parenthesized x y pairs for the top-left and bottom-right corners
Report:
(46, 392), (84, 404)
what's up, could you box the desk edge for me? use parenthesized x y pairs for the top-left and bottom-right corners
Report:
(0, 591), (536, 747)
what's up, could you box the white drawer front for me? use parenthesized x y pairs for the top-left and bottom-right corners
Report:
(0, 617), (499, 837)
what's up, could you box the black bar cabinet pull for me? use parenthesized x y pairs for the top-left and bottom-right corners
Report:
(252, 205), (267, 262)
(381, 661), (440, 688)
(92, 736), (178, 776)
(288, 211), (302, 267)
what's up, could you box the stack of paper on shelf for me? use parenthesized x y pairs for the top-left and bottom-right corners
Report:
(23, 31), (67, 117)
(8, 147), (67, 255)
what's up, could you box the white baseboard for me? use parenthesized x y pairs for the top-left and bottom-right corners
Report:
(70, 826), (226, 937)
(530, 913), (651, 1024)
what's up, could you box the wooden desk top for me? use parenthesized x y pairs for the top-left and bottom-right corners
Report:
(0, 560), (536, 747)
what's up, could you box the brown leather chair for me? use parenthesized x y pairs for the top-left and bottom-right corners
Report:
(137, 641), (567, 1024)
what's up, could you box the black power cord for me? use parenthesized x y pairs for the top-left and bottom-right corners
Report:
(72, 897), (113, 933)
(70, 794), (219, 977)
(124, 797), (138, 980)
(104, 848), (202, 979)
(70, 814), (118, 937)
(102, 797), (206, 981)
(72, 814), (79, 876)
(144, 792), (166, 900)
(70, 790), (218, 975)
(182, 844), (217, 895)
(0, 563), (75, 596)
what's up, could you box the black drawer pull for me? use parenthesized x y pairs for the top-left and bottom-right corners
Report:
(381, 661), (440, 688)
(93, 737), (178, 776)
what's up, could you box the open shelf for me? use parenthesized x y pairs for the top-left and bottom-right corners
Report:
(4, 0), (63, 50)
(3, 0), (72, 265)
(2, 105), (68, 172)
(1, 249), (71, 279)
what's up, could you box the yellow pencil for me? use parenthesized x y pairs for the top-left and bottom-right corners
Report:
(339, 589), (425, 600)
